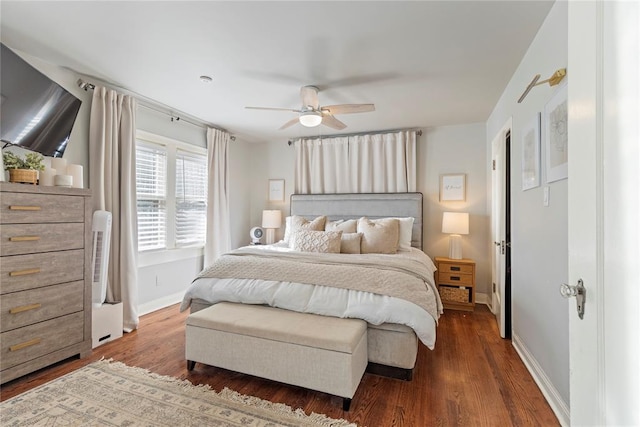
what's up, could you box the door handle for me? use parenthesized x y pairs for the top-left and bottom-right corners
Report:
(560, 279), (586, 319)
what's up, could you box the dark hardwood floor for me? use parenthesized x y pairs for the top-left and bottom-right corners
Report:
(1, 304), (559, 426)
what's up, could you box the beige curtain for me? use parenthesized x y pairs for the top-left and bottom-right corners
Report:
(204, 128), (231, 266)
(294, 130), (417, 194)
(89, 86), (139, 332)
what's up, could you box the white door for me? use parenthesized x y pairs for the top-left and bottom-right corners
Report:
(567, 1), (639, 425)
(490, 119), (510, 338)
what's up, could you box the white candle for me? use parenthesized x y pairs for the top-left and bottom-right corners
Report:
(54, 174), (73, 187)
(67, 164), (83, 188)
(39, 167), (56, 186)
(50, 157), (67, 174)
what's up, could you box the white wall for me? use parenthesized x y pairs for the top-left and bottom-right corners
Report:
(418, 123), (490, 298)
(486, 1), (569, 420)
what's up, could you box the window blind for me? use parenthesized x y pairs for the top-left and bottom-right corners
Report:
(136, 142), (167, 251)
(175, 149), (208, 247)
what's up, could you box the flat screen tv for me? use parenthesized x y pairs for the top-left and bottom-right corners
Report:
(1, 43), (82, 158)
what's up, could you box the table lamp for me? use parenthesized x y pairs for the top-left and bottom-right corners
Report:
(261, 210), (282, 245)
(442, 212), (469, 260)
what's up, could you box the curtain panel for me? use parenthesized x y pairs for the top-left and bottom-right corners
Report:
(89, 86), (139, 332)
(204, 128), (231, 266)
(294, 130), (417, 194)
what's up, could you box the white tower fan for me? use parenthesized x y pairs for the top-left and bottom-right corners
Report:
(91, 210), (112, 308)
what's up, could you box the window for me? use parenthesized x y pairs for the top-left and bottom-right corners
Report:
(135, 132), (207, 253)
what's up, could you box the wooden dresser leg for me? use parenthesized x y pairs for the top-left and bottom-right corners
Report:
(187, 360), (195, 371)
(342, 398), (352, 411)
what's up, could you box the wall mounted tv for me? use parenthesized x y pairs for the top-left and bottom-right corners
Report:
(1, 43), (82, 158)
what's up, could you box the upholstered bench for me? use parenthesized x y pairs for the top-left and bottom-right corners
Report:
(185, 302), (368, 410)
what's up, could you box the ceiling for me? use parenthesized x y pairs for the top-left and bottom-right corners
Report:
(0, 1), (554, 143)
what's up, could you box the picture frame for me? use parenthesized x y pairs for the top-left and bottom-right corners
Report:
(544, 83), (568, 183)
(521, 112), (541, 191)
(440, 173), (466, 202)
(268, 179), (285, 202)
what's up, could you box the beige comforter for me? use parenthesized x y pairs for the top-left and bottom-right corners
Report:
(197, 247), (442, 322)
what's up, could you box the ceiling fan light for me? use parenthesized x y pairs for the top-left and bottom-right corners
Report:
(299, 111), (322, 127)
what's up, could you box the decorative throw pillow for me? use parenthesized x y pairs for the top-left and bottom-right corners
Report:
(387, 217), (415, 251)
(284, 215), (327, 244)
(291, 229), (342, 253)
(325, 219), (357, 233)
(357, 217), (400, 254)
(340, 232), (362, 254)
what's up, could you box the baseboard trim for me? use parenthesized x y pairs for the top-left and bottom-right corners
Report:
(475, 292), (491, 307)
(138, 291), (184, 316)
(512, 333), (570, 427)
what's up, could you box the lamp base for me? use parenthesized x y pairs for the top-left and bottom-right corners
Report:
(448, 234), (463, 260)
(265, 229), (276, 245)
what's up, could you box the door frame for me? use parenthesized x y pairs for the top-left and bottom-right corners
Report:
(490, 118), (511, 338)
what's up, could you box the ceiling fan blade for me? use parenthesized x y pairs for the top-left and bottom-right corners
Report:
(321, 104), (375, 115)
(245, 106), (300, 112)
(279, 117), (300, 130)
(321, 114), (347, 130)
(300, 86), (319, 109)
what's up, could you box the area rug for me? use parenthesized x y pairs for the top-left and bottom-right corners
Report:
(0, 359), (357, 426)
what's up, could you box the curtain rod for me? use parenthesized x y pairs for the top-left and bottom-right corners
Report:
(287, 128), (422, 146)
(76, 78), (235, 141)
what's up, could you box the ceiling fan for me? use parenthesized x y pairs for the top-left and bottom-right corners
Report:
(245, 85), (375, 130)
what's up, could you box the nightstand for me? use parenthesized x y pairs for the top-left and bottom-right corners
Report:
(434, 257), (476, 311)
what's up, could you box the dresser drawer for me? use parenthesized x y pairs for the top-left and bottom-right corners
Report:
(0, 250), (84, 294)
(1, 223), (85, 256)
(0, 192), (85, 224)
(438, 272), (473, 285)
(438, 263), (474, 275)
(1, 281), (84, 332)
(1, 311), (84, 371)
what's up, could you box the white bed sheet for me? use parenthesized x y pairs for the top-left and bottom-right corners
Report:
(181, 244), (438, 349)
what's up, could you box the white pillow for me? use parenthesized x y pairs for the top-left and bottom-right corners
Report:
(389, 217), (415, 251)
(357, 217), (399, 254)
(325, 219), (357, 233)
(291, 229), (342, 253)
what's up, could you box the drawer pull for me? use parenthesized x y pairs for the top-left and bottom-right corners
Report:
(451, 266), (461, 271)
(9, 338), (41, 352)
(450, 276), (461, 281)
(10, 303), (42, 314)
(9, 268), (41, 277)
(9, 205), (42, 211)
(9, 236), (41, 242)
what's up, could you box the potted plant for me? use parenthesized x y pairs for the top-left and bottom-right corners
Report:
(2, 151), (45, 185)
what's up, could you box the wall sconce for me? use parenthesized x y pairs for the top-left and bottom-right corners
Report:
(261, 210), (282, 245)
(442, 212), (469, 260)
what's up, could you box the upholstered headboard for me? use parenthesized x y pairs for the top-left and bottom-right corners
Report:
(289, 193), (423, 250)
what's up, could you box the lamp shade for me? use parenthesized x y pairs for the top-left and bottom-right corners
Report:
(442, 212), (469, 235)
(299, 111), (322, 127)
(261, 210), (282, 229)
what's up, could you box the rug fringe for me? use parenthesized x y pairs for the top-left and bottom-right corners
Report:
(92, 359), (357, 427)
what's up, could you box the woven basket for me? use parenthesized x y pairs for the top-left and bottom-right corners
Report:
(439, 285), (470, 304)
(8, 169), (38, 185)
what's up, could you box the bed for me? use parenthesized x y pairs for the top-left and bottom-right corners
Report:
(181, 193), (442, 380)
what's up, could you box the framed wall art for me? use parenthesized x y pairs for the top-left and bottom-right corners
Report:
(268, 179), (285, 202)
(522, 112), (541, 191)
(544, 83), (568, 183)
(440, 173), (466, 202)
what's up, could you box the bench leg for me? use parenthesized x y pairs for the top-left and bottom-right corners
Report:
(187, 360), (196, 371)
(342, 398), (352, 411)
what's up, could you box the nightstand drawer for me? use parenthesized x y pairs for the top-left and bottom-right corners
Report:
(438, 272), (473, 285)
(438, 263), (474, 275)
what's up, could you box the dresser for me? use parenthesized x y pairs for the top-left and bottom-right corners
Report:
(434, 257), (476, 311)
(0, 182), (92, 384)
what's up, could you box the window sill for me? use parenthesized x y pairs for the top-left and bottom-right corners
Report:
(138, 246), (204, 268)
